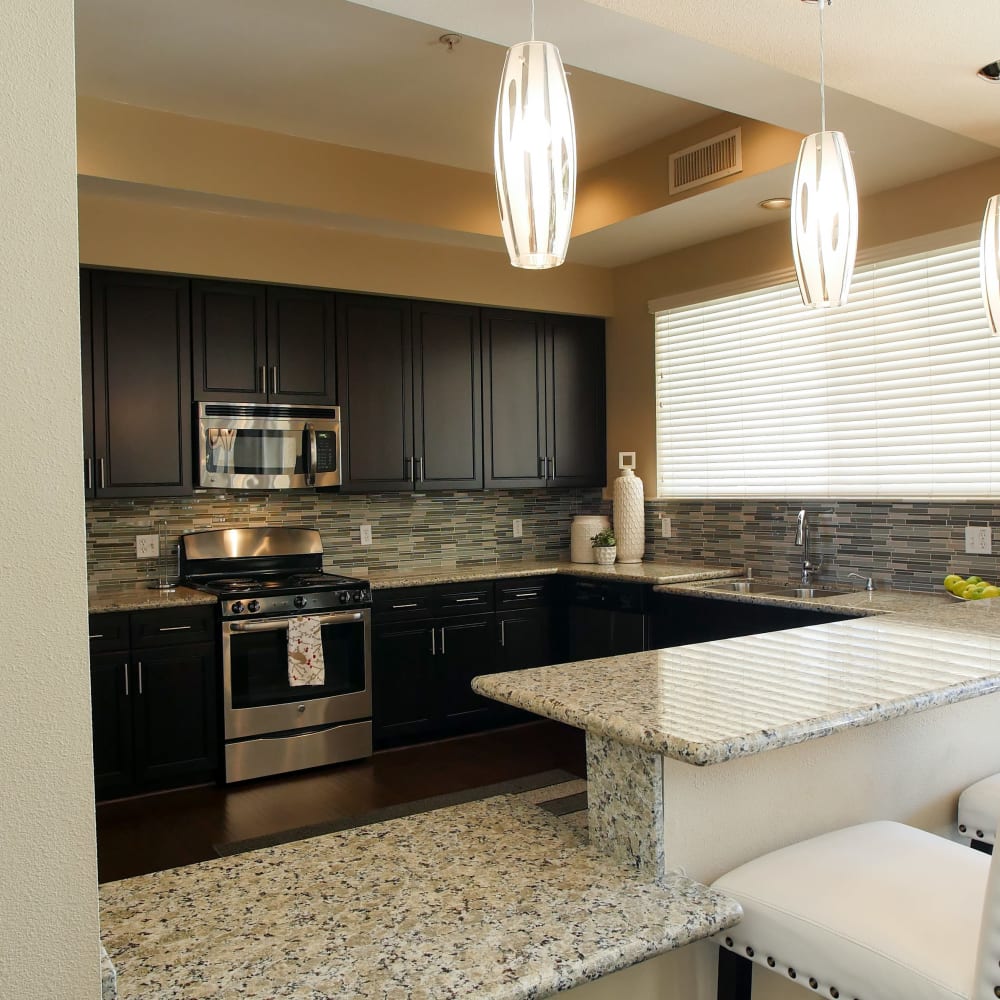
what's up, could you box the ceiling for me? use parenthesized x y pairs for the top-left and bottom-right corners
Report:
(74, 0), (1000, 268)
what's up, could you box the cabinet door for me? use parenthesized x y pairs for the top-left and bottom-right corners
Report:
(411, 301), (482, 490)
(191, 279), (267, 402)
(372, 620), (437, 748)
(497, 608), (553, 672)
(482, 309), (547, 488)
(546, 316), (606, 487)
(336, 294), (414, 491)
(81, 270), (96, 498)
(90, 270), (192, 497)
(132, 642), (218, 789)
(266, 286), (337, 404)
(439, 615), (497, 731)
(90, 652), (134, 800)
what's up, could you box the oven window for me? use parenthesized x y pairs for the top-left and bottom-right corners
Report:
(229, 619), (366, 709)
(205, 428), (305, 476)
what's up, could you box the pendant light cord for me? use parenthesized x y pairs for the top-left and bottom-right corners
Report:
(819, 0), (826, 133)
(530, 0), (536, 41)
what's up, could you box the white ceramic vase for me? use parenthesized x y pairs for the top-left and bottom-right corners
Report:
(613, 452), (645, 564)
(593, 545), (616, 565)
(570, 514), (610, 564)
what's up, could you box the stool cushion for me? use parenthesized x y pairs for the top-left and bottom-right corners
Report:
(712, 821), (989, 1000)
(958, 773), (1000, 845)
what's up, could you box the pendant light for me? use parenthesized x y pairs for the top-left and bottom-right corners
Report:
(790, 0), (858, 309)
(493, 0), (577, 269)
(980, 195), (1000, 335)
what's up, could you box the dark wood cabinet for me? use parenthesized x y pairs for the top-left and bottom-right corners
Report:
(88, 607), (219, 800)
(372, 583), (498, 747)
(192, 280), (336, 404)
(85, 269), (192, 497)
(650, 593), (850, 648)
(411, 300), (482, 490)
(337, 295), (482, 492)
(483, 309), (606, 489)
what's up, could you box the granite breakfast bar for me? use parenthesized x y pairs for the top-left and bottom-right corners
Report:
(473, 596), (1000, 999)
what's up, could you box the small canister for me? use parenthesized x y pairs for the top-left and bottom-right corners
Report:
(571, 514), (610, 564)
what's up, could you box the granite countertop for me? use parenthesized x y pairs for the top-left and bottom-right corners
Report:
(365, 558), (743, 590)
(89, 583), (217, 614)
(658, 577), (953, 618)
(473, 599), (1000, 766)
(99, 795), (740, 1000)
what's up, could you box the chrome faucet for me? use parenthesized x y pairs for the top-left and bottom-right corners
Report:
(795, 508), (818, 586)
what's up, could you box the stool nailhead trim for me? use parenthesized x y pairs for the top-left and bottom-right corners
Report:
(746, 947), (754, 957)
(830, 989), (839, 998)
(960, 824), (968, 833)
(721, 939), (860, 1000)
(766, 956), (776, 968)
(789, 968), (797, 979)
(809, 977), (819, 989)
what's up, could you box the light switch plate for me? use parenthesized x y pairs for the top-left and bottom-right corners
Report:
(360, 524), (373, 546)
(135, 534), (159, 559)
(965, 525), (992, 555)
(512, 518), (523, 538)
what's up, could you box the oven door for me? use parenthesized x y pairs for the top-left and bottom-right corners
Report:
(222, 609), (371, 740)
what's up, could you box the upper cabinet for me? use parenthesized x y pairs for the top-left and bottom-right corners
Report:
(336, 295), (482, 492)
(192, 279), (337, 405)
(83, 269), (193, 498)
(482, 309), (606, 489)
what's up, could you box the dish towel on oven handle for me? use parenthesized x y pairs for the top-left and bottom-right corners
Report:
(287, 616), (325, 687)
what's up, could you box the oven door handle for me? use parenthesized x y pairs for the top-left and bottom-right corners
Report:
(229, 611), (365, 632)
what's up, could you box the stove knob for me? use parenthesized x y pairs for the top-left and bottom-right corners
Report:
(354, 590), (367, 602)
(231, 601), (244, 615)
(293, 595), (307, 609)
(338, 591), (350, 604)
(247, 599), (260, 613)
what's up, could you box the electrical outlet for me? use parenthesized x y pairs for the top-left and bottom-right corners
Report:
(660, 516), (672, 539)
(135, 534), (159, 559)
(512, 518), (523, 538)
(965, 525), (992, 555)
(360, 524), (373, 546)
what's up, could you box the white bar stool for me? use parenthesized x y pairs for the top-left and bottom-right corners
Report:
(959, 774), (1000, 853)
(711, 820), (998, 1000)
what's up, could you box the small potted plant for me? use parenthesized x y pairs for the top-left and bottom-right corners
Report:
(591, 527), (617, 565)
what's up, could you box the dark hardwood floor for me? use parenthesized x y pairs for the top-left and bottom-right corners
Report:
(96, 720), (586, 883)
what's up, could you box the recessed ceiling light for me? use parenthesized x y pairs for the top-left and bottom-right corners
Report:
(438, 33), (462, 52)
(977, 61), (1000, 83)
(759, 197), (792, 211)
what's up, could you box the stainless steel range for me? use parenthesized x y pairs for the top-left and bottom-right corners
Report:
(180, 526), (372, 783)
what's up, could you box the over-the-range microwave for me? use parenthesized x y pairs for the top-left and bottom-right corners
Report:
(197, 402), (341, 490)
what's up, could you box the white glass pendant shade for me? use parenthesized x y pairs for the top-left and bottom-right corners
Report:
(494, 40), (576, 269)
(791, 129), (858, 308)
(980, 194), (1000, 335)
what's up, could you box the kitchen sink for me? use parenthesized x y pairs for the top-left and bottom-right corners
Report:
(757, 586), (851, 600)
(718, 580), (759, 593)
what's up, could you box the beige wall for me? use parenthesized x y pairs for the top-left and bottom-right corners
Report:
(607, 156), (1000, 488)
(78, 191), (615, 316)
(1, 2), (100, 997)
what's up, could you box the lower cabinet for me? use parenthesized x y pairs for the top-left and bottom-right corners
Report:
(89, 606), (219, 800)
(650, 593), (851, 648)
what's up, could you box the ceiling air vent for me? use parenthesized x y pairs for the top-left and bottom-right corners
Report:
(668, 127), (743, 195)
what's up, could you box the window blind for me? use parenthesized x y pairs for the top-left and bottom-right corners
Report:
(654, 240), (999, 498)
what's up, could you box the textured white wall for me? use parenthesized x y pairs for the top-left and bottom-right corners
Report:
(0, 2), (100, 998)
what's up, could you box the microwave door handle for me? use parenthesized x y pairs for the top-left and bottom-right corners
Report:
(306, 425), (318, 487)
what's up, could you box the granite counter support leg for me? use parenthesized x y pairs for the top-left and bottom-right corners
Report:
(586, 732), (664, 880)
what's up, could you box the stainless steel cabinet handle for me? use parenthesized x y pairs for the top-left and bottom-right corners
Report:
(548, 455), (555, 478)
(539, 456), (548, 479)
(270, 366), (278, 395)
(89, 634), (103, 640)
(86, 457), (94, 491)
(431, 628), (436, 656)
(454, 597), (480, 603)
(406, 456), (414, 482)
(439, 627), (446, 655)
(98, 457), (106, 489)
(500, 620), (506, 647)
(158, 625), (192, 632)
(416, 456), (424, 482)
(124, 664), (129, 697)
(258, 365), (266, 393)
(137, 662), (143, 695)
(392, 602), (418, 610)
(514, 592), (539, 598)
